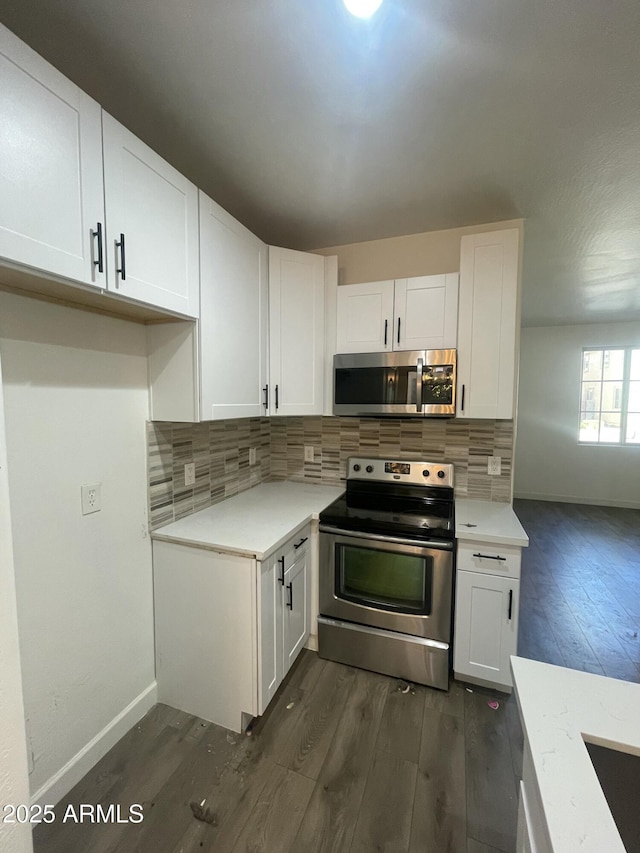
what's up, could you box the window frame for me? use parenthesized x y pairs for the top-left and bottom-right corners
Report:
(578, 346), (638, 446)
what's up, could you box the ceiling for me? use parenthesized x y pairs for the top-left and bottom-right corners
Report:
(1, 0), (640, 327)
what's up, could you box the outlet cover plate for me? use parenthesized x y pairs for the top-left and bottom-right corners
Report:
(304, 445), (314, 463)
(249, 447), (257, 466)
(184, 462), (195, 486)
(487, 456), (502, 476)
(81, 483), (101, 515)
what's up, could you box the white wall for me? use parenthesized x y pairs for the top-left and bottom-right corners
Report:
(0, 353), (33, 852)
(514, 322), (640, 507)
(0, 291), (156, 804)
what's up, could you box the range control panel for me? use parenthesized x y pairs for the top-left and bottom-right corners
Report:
(347, 457), (454, 488)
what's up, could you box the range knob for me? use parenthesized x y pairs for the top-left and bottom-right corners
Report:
(437, 470), (446, 479)
(353, 464), (361, 472)
(422, 469), (430, 477)
(366, 465), (374, 473)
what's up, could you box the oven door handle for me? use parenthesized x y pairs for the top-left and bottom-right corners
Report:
(319, 525), (453, 551)
(416, 357), (423, 412)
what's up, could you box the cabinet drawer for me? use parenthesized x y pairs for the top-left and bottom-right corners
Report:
(276, 525), (311, 573)
(457, 540), (521, 578)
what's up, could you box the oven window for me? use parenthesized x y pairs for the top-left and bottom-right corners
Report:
(337, 544), (432, 614)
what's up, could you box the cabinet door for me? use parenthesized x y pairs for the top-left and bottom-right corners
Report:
(268, 246), (325, 415)
(102, 112), (199, 317)
(457, 228), (519, 418)
(393, 274), (459, 351)
(199, 192), (268, 419)
(454, 570), (519, 689)
(283, 553), (309, 674)
(258, 554), (284, 714)
(336, 280), (394, 353)
(0, 24), (105, 288)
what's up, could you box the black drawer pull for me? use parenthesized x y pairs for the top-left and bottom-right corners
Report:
(384, 319), (388, 346)
(278, 556), (285, 585)
(473, 552), (507, 561)
(508, 589), (514, 620)
(286, 582), (293, 610)
(294, 537), (308, 550)
(263, 384), (269, 410)
(275, 384), (279, 411)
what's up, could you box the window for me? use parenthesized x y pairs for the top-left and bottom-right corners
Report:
(579, 347), (640, 444)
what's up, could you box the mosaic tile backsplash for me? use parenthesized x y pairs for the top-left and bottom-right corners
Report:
(148, 416), (513, 529)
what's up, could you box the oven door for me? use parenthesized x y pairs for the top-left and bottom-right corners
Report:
(319, 527), (453, 642)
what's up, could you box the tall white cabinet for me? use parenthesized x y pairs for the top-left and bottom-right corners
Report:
(456, 228), (520, 419)
(198, 193), (268, 420)
(336, 274), (459, 353)
(0, 24), (105, 288)
(268, 247), (326, 416)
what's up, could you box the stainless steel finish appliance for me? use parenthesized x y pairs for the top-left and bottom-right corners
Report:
(333, 349), (456, 417)
(318, 457), (455, 690)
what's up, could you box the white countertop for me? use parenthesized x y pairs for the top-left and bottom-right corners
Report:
(151, 481), (344, 560)
(511, 656), (640, 852)
(455, 499), (529, 547)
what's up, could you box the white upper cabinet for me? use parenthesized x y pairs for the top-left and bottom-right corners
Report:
(336, 279), (395, 352)
(199, 192), (268, 420)
(102, 113), (199, 318)
(268, 247), (325, 416)
(0, 24), (105, 288)
(336, 274), (459, 354)
(456, 228), (520, 419)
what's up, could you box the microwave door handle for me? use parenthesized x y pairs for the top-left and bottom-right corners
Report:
(416, 358), (423, 412)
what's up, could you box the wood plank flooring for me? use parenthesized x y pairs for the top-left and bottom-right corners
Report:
(514, 499), (640, 683)
(34, 655), (521, 853)
(33, 500), (639, 853)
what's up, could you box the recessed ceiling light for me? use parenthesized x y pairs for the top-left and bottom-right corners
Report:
(343, 0), (384, 19)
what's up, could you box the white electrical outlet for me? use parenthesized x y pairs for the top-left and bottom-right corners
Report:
(184, 462), (195, 486)
(304, 445), (314, 463)
(81, 483), (101, 515)
(487, 456), (502, 476)
(249, 447), (257, 466)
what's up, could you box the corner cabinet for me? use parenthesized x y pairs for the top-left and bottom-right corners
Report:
(335, 274), (459, 354)
(0, 23), (105, 288)
(456, 228), (520, 418)
(268, 247), (325, 416)
(153, 525), (311, 733)
(453, 540), (521, 691)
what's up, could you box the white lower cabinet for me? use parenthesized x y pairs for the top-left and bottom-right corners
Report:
(153, 525), (311, 733)
(454, 540), (521, 691)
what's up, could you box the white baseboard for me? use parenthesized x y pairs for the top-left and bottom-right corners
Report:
(513, 491), (640, 510)
(30, 681), (158, 807)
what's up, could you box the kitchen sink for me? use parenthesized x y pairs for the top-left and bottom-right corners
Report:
(585, 740), (640, 853)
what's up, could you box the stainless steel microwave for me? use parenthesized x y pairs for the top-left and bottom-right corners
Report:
(333, 350), (456, 417)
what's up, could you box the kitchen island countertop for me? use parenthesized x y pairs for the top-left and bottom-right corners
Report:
(151, 481), (344, 560)
(455, 498), (529, 547)
(511, 655), (640, 852)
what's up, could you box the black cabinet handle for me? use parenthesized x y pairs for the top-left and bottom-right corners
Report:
(508, 589), (514, 621)
(116, 233), (126, 281)
(473, 552), (507, 561)
(263, 384), (269, 410)
(278, 556), (285, 585)
(91, 222), (103, 273)
(294, 537), (308, 550)
(286, 582), (293, 610)
(384, 319), (388, 347)
(275, 384), (279, 411)
(397, 317), (401, 344)
(461, 384), (465, 412)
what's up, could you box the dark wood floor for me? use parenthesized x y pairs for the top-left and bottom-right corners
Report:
(33, 500), (640, 853)
(34, 652), (521, 853)
(515, 499), (640, 683)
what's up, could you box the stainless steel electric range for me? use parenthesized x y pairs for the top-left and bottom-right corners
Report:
(318, 456), (455, 690)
